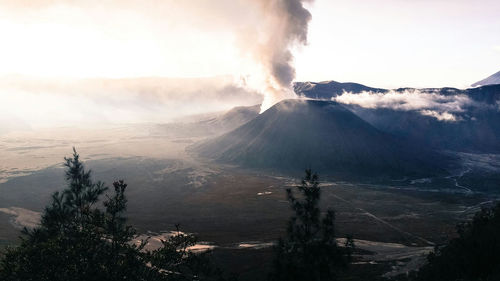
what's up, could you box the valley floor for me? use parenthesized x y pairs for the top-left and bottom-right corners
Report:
(0, 124), (499, 279)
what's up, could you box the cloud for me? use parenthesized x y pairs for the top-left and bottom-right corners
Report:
(332, 89), (475, 122)
(419, 110), (457, 122)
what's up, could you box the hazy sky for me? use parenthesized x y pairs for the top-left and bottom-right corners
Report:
(0, 0), (499, 88)
(299, 0), (500, 88)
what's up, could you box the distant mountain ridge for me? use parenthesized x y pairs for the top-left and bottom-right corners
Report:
(293, 80), (500, 153)
(472, 70), (500, 87)
(294, 81), (386, 99)
(294, 80), (500, 102)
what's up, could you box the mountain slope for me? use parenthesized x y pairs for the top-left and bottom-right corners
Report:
(202, 104), (261, 133)
(152, 104), (260, 138)
(472, 70), (500, 87)
(193, 100), (446, 179)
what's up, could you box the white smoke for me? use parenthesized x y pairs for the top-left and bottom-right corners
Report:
(239, 0), (315, 112)
(333, 90), (475, 122)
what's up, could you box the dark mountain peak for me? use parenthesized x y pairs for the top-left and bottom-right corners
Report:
(193, 99), (446, 180)
(264, 99), (347, 114)
(472, 70), (500, 87)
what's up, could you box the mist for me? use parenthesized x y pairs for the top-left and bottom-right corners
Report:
(332, 89), (476, 122)
(0, 76), (262, 131)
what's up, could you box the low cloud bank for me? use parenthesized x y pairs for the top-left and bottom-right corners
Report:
(0, 76), (262, 130)
(333, 90), (476, 122)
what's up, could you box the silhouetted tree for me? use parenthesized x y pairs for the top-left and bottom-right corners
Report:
(0, 149), (230, 281)
(269, 169), (353, 281)
(402, 201), (500, 281)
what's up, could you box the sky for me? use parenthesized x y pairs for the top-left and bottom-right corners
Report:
(0, 0), (499, 128)
(298, 0), (500, 88)
(0, 0), (498, 88)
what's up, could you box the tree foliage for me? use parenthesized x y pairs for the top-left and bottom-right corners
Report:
(269, 169), (353, 281)
(0, 149), (229, 281)
(404, 202), (500, 281)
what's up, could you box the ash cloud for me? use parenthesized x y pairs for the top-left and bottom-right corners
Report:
(333, 90), (476, 122)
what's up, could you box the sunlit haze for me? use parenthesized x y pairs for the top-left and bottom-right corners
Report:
(0, 0), (499, 127)
(1, 2), (500, 279)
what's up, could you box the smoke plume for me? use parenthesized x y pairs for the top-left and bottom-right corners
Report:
(242, 0), (315, 112)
